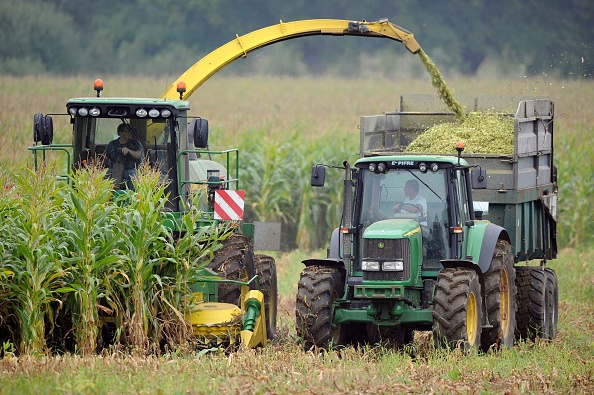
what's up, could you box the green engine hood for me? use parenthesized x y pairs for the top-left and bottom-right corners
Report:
(363, 219), (421, 239)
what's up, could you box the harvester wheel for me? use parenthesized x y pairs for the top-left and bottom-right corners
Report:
(515, 266), (549, 340)
(295, 265), (344, 350)
(432, 268), (482, 350)
(545, 268), (558, 340)
(207, 233), (255, 305)
(254, 254), (278, 340)
(481, 240), (517, 351)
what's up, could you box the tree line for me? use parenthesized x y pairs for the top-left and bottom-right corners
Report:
(0, 0), (591, 78)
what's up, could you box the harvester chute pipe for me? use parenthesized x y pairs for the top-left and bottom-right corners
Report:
(161, 19), (420, 101)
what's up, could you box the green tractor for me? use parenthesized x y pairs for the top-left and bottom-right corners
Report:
(296, 95), (558, 350)
(30, 80), (279, 348)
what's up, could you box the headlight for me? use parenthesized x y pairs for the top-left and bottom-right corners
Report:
(160, 109), (171, 118)
(148, 108), (160, 118)
(362, 261), (380, 271)
(383, 261), (404, 271)
(136, 108), (147, 117)
(78, 107), (88, 116)
(89, 107), (100, 116)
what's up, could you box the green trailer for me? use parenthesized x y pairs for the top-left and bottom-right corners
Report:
(296, 94), (558, 350)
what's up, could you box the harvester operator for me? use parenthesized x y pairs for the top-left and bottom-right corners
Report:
(105, 123), (143, 190)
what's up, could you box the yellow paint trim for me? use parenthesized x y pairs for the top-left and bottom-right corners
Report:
(403, 227), (421, 237)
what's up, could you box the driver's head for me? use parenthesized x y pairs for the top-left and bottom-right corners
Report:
(117, 124), (132, 140)
(404, 179), (419, 198)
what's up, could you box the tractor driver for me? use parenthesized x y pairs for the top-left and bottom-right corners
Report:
(105, 123), (143, 190)
(393, 179), (427, 226)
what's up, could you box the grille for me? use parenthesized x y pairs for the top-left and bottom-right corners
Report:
(362, 238), (411, 281)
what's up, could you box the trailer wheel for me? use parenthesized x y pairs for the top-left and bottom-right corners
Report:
(207, 233), (255, 305)
(481, 240), (517, 351)
(433, 268), (482, 350)
(295, 265), (344, 350)
(545, 268), (558, 340)
(254, 254), (278, 340)
(515, 266), (549, 340)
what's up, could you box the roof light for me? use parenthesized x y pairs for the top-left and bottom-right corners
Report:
(368, 163), (376, 172)
(148, 108), (160, 118)
(94, 79), (103, 97)
(177, 81), (186, 99)
(136, 108), (147, 117)
(377, 162), (386, 173)
(161, 109), (171, 118)
(89, 107), (100, 116)
(78, 107), (88, 116)
(69, 107), (77, 116)
(419, 162), (427, 173)
(431, 163), (439, 172)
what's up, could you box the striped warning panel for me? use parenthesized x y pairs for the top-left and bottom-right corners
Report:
(214, 190), (245, 220)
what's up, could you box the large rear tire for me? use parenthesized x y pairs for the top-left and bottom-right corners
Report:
(481, 240), (517, 351)
(207, 233), (255, 305)
(295, 265), (344, 350)
(515, 266), (549, 340)
(254, 254), (278, 340)
(432, 268), (483, 350)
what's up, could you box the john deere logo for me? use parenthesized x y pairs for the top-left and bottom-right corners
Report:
(377, 242), (385, 249)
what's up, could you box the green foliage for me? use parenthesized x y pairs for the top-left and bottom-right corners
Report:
(0, 164), (224, 355)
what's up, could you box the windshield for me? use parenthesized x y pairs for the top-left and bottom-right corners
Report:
(73, 117), (174, 187)
(359, 168), (447, 225)
(358, 168), (449, 267)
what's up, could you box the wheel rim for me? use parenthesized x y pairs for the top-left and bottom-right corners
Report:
(500, 267), (511, 335)
(467, 291), (478, 344)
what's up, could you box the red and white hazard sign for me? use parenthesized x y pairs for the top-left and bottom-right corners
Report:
(213, 190), (245, 220)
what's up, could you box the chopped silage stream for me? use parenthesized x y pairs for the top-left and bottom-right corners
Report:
(413, 49), (515, 154)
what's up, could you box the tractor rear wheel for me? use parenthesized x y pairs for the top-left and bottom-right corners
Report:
(207, 233), (255, 305)
(433, 268), (482, 350)
(515, 266), (549, 340)
(254, 254), (278, 340)
(295, 265), (344, 350)
(481, 240), (517, 351)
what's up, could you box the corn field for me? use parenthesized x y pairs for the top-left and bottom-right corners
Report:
(1, 75), (593, 251)
(0, 164), (231, 356)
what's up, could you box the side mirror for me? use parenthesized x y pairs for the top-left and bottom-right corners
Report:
(471, 168), (487, 189)
(190, 118), (209, 148)
(311, 165), (326, 187)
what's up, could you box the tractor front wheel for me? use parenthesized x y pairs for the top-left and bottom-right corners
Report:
(254, 254), (278, 340)
(295, 265), (344, 350)
(207, 233), (255, 305)
(433, 268), (483, 350)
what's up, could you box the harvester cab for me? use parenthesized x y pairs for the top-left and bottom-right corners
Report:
(29, 80), (279, 349)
